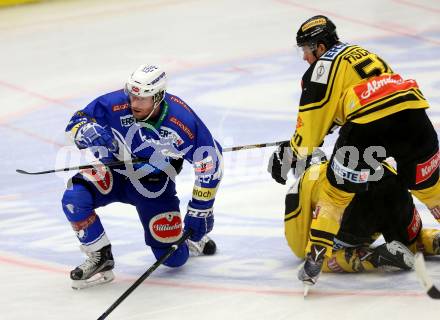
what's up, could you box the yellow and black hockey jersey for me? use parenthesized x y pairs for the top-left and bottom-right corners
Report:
(284, 162), (402, 259)
(290, 43), (430, 158)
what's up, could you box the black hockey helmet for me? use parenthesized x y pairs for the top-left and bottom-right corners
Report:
(296, 15), (339, 49)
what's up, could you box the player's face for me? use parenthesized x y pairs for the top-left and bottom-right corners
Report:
(129, 95), (155, 120)
(300, 43), (326, 65)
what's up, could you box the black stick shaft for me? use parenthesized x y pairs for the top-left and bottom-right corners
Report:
(222, 140), (288, 152)
(97, 231), (192, 320)
(16, 140), (289, 175)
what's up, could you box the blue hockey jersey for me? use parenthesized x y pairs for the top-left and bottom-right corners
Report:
(66, 90), (223, 210)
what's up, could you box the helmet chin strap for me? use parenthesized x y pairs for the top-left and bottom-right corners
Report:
(140, 101), (160, 122)
(139, 91), (165, 122)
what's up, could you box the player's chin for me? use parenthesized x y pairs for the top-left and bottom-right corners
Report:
(132, 111), (145, 120)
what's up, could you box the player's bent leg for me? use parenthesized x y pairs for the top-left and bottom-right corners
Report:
(61, 181), (114, 289)
(322, 241), (414, 273)
(151, 243), (189, 268)
(61, 182), (111, 251)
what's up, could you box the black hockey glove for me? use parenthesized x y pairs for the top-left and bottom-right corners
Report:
(267, 141), (297, 185)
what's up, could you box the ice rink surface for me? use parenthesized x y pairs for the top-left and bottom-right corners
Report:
(1, 0), (440, 319)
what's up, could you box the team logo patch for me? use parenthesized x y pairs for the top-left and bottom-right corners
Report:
(80, 165), (113, 195)
(407, 208), (422, 241)
(415, 150), (440, 184)
(311, 60), (331, 84)
(194, 156), (214, 173)
(149, 212), (183, 243)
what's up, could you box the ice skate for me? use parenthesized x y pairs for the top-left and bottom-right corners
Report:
(298, 244), (326, 286)
(370, 240), (414, 271)
(70, 244), (115, 290)
(187, 235), (217, 257)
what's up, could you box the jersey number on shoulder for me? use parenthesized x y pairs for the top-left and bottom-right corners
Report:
(353, 56), (391, 79)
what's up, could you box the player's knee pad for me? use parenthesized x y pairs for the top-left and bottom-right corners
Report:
(151, 242), (189, 268)
(61, 181), (94, 222)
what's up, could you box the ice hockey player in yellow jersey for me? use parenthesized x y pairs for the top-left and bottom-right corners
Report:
(284, 159), (440, 275)
(268, 15), (440, 287)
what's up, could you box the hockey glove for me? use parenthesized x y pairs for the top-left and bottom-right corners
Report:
(267, 141), (296, 185)
(75, 122), (119, 155)
(184, 204), (214, 242)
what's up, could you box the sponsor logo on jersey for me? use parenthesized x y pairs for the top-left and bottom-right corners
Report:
(192, 186), (217, 201)
(112, 103), (130, 112)
(321, 43), (347, 60)
(327, 257), (344, 273)
(169, 116), (194, 140)
(430, 206), (440, 220)
(170, 95), (192, 113)
(296, 116), (303, 129)
(120, 114), (135, 127)
(149, 212), (182, 243)
(194, 156), (214, 173)
(415, 150), (440, 184)
(301, 17), (326, 32)
(407, 208), (422, 241)
(354, 74), (419, 106)
(311, 60), (331, 84)
(71, 211), (97, 231)
(312, 206), (320, 219)
(331, 158), (369, 184)
(159, 126), (184, 147)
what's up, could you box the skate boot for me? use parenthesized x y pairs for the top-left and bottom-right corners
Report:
(298, 244), (326, 286)
(70, 244), (115, 290)
(432, 232), (440, 255)
(370, 241), (414, 271)
(187, 235), (217, 257)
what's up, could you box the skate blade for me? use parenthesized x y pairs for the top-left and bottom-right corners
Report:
(72, 270), (115, 290)
(303, 282), (314, 298)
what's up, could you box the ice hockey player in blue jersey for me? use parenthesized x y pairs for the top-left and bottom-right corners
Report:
(61, 64), (223, 289)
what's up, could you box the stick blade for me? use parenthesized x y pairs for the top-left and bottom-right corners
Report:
(414, 252), (440, 299)
(16, 169), (32, 175)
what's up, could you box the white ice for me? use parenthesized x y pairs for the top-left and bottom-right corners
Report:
(1, 0), (440, 319)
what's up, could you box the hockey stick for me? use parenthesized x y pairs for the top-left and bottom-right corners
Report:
(414, 252), (440, 299)
(16, 140), (289, 175)
(97, 231), (192, 320)
(222, 140), (288, 152)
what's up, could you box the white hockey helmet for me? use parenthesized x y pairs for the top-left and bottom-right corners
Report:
(125, 64), (167, 101)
